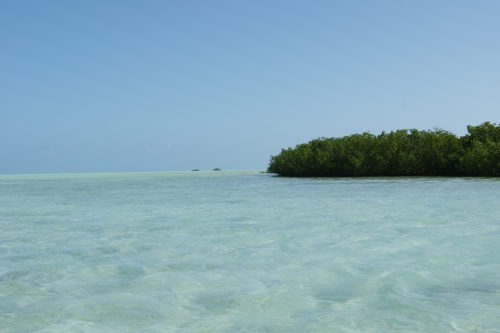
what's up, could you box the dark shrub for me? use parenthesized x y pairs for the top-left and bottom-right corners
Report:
(268, 122), (498, 177)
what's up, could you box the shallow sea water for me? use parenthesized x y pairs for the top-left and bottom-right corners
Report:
(1, 171), (499, 332)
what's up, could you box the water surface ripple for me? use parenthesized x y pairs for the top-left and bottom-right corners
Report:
(1, 171), (499, 332)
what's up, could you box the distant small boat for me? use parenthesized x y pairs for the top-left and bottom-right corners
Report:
(191, 169), (199, 171)
(213, 168), (221, 171)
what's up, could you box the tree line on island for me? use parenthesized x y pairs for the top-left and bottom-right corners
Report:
(267, 122), (500, 177)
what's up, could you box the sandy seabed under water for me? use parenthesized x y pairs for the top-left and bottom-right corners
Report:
(1, 171), (499, 332)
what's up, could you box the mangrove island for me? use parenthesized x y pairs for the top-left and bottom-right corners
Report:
(267, 122), (500, 177)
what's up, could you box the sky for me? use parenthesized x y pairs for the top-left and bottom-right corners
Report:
(1, 1), (499, 174)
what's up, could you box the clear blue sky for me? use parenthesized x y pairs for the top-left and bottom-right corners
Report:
(1, 1), (499, 174)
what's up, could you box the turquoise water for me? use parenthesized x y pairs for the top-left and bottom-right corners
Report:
(1, 171), (500, 332)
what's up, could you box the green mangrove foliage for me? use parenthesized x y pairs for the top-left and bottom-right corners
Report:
(268, 122), (500, 177)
